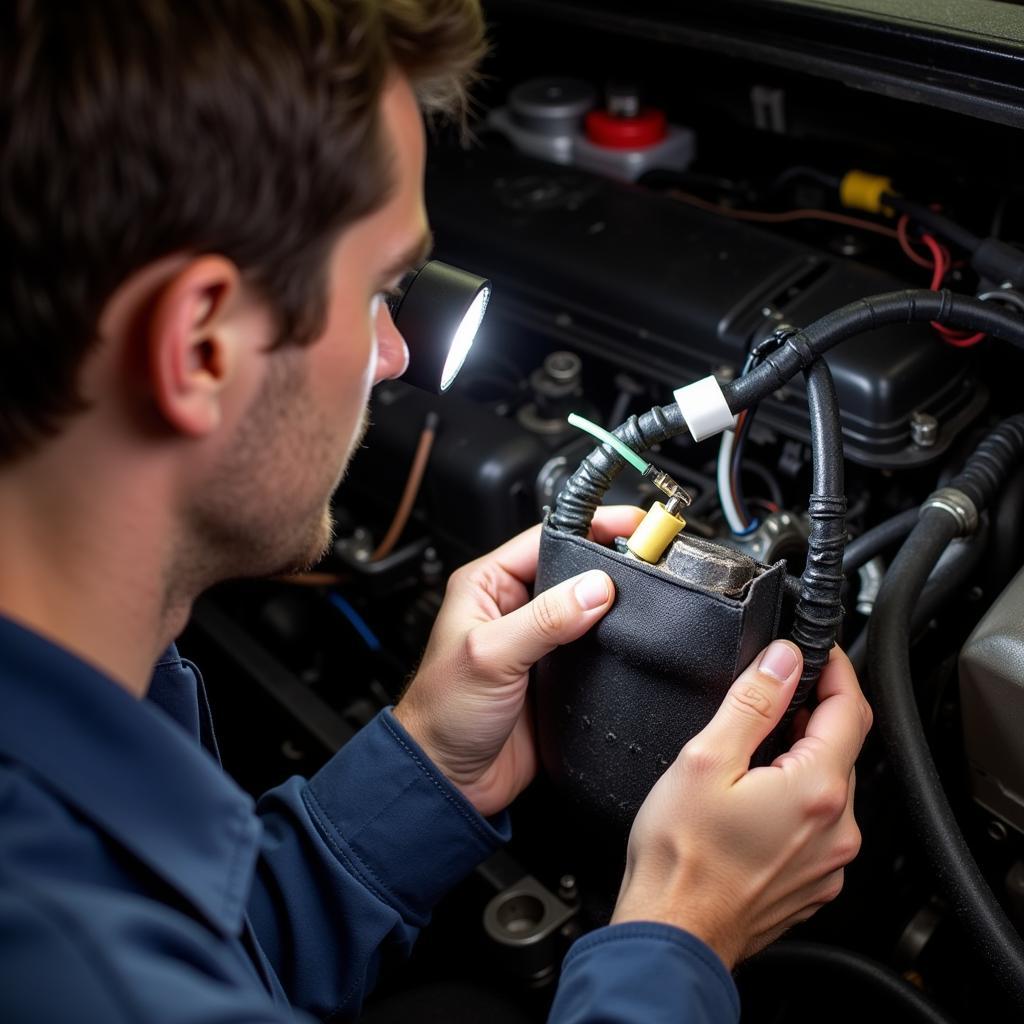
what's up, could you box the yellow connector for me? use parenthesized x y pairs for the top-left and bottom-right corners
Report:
(627, 501), (686, 564)
(839, 170), (895, 216)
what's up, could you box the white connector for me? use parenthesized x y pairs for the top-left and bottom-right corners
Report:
(673, 375), (737, 442)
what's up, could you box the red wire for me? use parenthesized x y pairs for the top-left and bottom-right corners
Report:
(918, 233), (986, 348)
(897, 214), (955, 272)
(730, 410), (749, 526)
(896, 214), (935, 269)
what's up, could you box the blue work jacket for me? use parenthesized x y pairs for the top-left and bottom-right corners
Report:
(0, 613), (738, 1022)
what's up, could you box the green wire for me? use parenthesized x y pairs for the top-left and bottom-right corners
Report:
(567, 413), (650, 474)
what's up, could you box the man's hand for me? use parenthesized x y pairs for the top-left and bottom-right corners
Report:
(612, 641), (871, 970)
(394, 506), (644, 817)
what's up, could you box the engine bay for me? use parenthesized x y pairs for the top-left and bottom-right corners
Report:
(180, 3), (1024, 1020)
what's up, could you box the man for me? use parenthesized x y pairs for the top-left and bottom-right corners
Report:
(0, 2), (870, 1022)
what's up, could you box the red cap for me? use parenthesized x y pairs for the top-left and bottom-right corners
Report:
(584, 108), (667, 149)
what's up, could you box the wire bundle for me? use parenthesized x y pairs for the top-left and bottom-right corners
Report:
(717, 331), (790, 535)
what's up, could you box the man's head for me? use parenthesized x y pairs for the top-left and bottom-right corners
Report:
(0, 0), (484, 585)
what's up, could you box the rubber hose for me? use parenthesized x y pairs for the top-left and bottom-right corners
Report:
(912, 523), (990, 627)
(869, 507), (1024, 1007)
(846, 524), (987, 677)
(843, 508), (920, 573)
(743, 942), (959, 1024)
(947, 416), (1024, 509)
(723, 290), (1024, 414)
(789, 359), (846, 705)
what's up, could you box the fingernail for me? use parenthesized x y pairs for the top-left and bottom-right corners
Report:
(574, 571), (611, 610)
(759, 641), (799, 682)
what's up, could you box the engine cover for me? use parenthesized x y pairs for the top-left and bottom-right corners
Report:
(425, 147), (985, 468)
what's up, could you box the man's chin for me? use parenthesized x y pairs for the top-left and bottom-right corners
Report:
(265, 505), (337, 579)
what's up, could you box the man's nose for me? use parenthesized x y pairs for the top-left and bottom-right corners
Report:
(374, 301), (410, 384)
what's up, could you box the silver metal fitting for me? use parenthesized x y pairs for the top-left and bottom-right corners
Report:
(910, 411), (939, 448)
(921, 487), (979, 536)
(856, 557), (885, 616)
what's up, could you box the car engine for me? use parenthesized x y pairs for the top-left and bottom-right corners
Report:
(180, 3), (1024, 1021)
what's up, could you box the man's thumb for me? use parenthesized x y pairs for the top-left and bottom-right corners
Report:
(468, 570), (615, 680)
(691, 640), (802, 778)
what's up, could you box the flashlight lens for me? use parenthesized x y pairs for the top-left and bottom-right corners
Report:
(440, 286), (490, 391)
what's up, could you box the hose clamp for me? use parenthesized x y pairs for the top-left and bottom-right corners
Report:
(921, 487), (979, 536)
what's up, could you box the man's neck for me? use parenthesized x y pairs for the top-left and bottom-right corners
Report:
(0, 438), (191, 698)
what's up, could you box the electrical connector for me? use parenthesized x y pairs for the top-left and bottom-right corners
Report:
(566, 411), (693, 562)
(839, 170), (895, 216)
(626, 501), (687, 563)
(646, 469), (692, 512)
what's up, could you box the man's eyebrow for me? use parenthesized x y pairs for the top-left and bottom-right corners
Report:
(380, 230), (434, 284)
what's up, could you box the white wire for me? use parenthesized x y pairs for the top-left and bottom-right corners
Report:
(717, 428), (749, 534)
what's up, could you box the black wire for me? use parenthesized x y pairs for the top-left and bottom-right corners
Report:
(767, 165), (843, 194)
(548, 290), (1024, 701)
(722, 290), (1024, 416)
(731, 331), (789, 526)
(548, 402), (687, 534)
(741, 460), (785, 508)
(884, 194), (982, 253)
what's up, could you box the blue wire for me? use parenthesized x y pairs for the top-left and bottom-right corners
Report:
(732, 517), (761, 537)
(327, 592), (382, 652)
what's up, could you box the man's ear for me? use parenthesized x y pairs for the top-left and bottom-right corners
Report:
(147, 255), (244, 438)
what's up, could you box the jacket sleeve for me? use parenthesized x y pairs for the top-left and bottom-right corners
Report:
(247, 707), (509, 1021)
(548, 923), (740, 1024)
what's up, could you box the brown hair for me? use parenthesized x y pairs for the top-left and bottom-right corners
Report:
(0, 0), (485, 461)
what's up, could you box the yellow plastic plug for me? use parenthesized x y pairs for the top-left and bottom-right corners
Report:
(627, 501), (686, 564)
(839, 170), (895, 216)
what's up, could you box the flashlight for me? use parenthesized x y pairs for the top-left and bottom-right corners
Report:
(387, 261), (491, 393)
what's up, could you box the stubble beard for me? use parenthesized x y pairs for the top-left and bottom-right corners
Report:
(181, 358), (372, 594)
(255, 401), (373, 579)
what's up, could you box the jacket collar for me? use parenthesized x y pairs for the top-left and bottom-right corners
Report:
(0, 614), (260, 936)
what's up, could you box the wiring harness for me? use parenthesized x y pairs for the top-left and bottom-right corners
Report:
(549, 288), (1024, 702)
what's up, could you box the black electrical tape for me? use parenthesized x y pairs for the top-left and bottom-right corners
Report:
(788, 359), (845, 705)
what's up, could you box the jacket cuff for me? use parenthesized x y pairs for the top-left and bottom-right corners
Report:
(304, 707), (509, 925)
(551, 922), (740, 1024)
